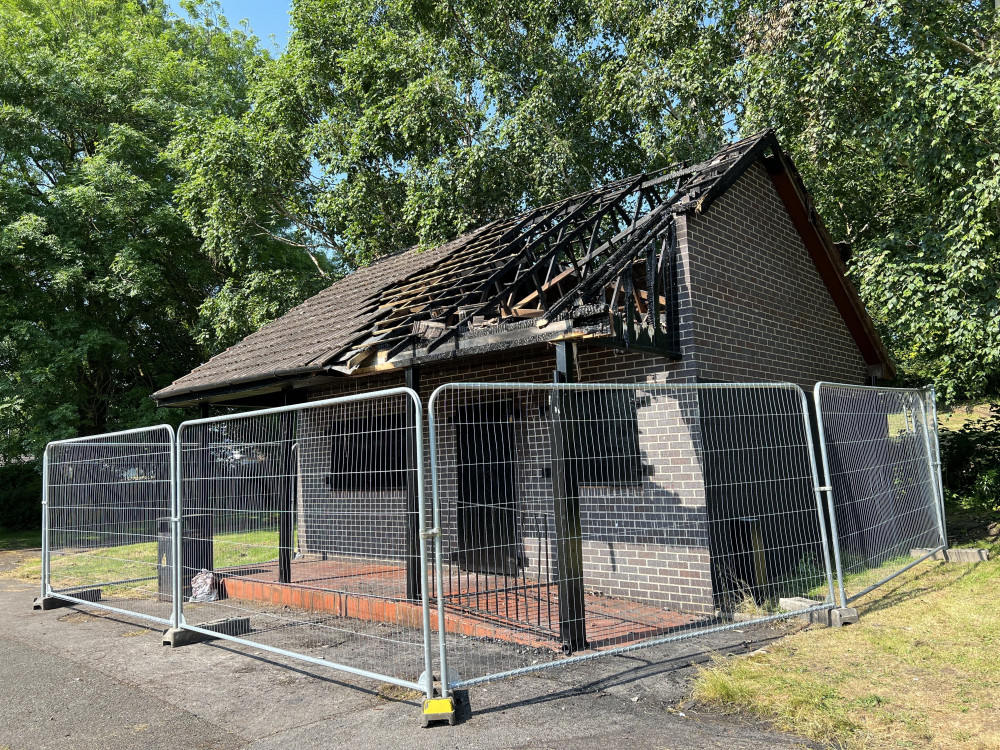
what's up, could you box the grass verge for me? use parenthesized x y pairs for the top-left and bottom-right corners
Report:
(2, 530), (288, 594)
(691, 523), (1000, 750)
(0, 529), (42, 550)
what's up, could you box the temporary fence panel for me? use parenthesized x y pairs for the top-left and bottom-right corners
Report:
(428, 382), (836, 691)
(175, 388), (434, 696)
(814, 384), (947, 605)
(42, 426), (177, 625)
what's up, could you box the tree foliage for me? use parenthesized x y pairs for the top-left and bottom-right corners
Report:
(0, 0), (330, 461)
(940, 403), (1000, 511)
(732, 0), (1000, 400)
(2, 0), (996, 474)
(182, 0), (999, 401)
(175, 0), (737, 266)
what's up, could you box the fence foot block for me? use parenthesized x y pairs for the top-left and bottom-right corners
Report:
(911, 548), (990, 563)
(162, 617), (252, 647)
(421, 697), (457, 728)
(33, 590), (102, 611)
(778, 598), (835, 627)
(831, 607), (859, 628)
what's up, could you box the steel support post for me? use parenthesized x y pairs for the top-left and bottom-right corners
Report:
(278, 401), (296, 585)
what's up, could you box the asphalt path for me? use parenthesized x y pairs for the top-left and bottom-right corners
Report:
(0, 549), (815, 750)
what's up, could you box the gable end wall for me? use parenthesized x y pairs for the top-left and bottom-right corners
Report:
(682, 161), (870, 387)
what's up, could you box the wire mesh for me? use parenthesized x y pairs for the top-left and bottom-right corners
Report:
(815, 384), (946, 605)
(43, 426), (176, 624)
(429, 382), (835, 689)
(176, 389), (432, 694)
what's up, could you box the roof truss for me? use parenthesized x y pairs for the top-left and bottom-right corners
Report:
(324, 167), (693, 370)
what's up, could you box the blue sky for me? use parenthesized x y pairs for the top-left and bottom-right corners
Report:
(173, 1), (294, 49)
(219, 0), (293, 48)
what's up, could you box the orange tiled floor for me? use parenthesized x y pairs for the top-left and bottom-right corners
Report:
(218, 557), (707, 653)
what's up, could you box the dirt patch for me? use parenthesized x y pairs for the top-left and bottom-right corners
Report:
(376, 683), (423, 703)
(0, 549), (39, 577)
(57, 611), (96, 624)
(946, 512), (1000, 548)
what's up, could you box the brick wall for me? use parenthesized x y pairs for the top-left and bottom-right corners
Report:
(682, 160), (870, 387)
(288, 160), (874, 622)
(679, 163), (866, 609)
(296, 347), (715, 616)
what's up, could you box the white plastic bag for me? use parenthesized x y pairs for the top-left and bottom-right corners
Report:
(189, 569), (218, 602)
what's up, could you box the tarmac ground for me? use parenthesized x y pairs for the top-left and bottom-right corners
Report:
(0, 547), (816, 750)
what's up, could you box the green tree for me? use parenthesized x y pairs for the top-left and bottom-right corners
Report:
(0, 0), (331, 462)
(731, 0), (1000, 400)
(173, 0), (737, 266)
(182, 0), (999, 400)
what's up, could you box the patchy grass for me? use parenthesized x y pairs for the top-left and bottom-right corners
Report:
(3, 529), (288, 593)
(691, 528), (1000, 750)
(0, 529), (41, 550)
(937, 400), (995, 431)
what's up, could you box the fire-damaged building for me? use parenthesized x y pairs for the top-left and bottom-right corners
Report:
(152, 129), (894, 645)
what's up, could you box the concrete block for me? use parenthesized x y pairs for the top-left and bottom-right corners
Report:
(33, 589), (102, 611)
(911, 548), (990, 563)
(778, 597), (832, 627)
(162, 617), (252, 647)
(831, 607), (859, 628)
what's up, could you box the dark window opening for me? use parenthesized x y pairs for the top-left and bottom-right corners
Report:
(567, 389), (644, 485)
(326, 411), (409, 490)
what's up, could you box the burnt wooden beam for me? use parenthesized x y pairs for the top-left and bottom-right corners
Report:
(397, 179), (647, 357)
(540, 209), (675, 324)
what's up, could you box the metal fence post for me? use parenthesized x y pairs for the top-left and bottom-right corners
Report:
(813, 382), (848, 608)
(278, 409), (295, 584)
(922, 387), (948, 549)
(172, 426), (183, 629)
(406, 387), (436, 703)
(405, 367), (422, 602)
(40, 445), (51, 599)
(795, 386), (838, 607)
(427, 386), (450, 701)
(916, 391), (948, 550)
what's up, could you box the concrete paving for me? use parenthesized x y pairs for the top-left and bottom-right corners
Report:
(0, 549), (816, 750)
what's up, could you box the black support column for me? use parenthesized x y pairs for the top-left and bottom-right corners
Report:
(278, 390), (298, 584)
(404, 367), (422, 601)
(551, 342), (588, 654)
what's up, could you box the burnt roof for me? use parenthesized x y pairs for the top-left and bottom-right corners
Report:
(153, 130), (892, 406)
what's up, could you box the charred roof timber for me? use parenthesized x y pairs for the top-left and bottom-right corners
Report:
(152, 130), (894, 408)
(315, 132), (779, 374)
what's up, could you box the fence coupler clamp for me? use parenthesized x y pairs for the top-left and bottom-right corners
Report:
(419, 527), (441, 540)
(421, 696), (456, 727)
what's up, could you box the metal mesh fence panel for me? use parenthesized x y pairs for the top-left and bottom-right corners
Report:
(176, 388), (433, 695)
(42, 426), (176, 624)
(429, 382), (835, 690)
(815, 383), (946, 605)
